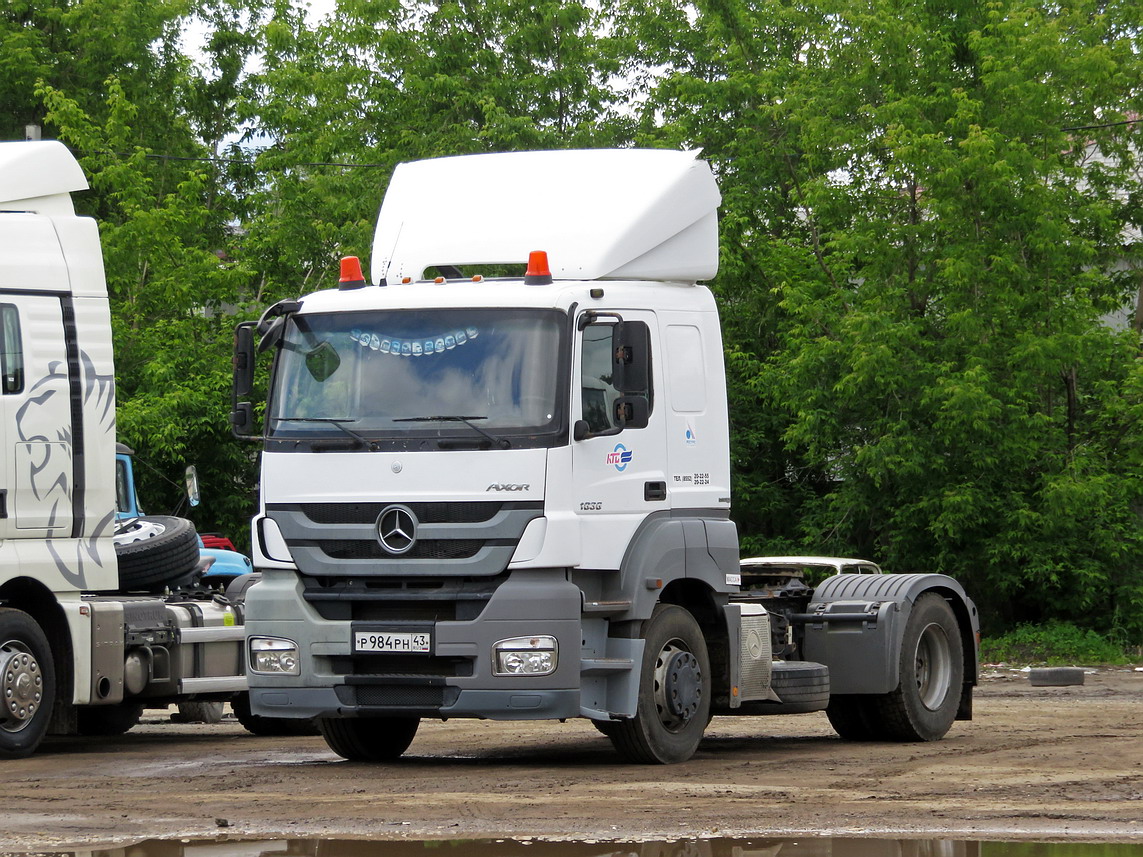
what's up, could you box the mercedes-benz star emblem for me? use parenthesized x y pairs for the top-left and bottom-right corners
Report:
(376, 505), (418, 555)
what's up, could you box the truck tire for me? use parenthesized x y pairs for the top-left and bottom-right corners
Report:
(0, 608), (55, 758)
(77, 702), (144, 736)
(1029, 667), (1085, 687)
(114, 515), (201, 591)
(232, 693), (320, 737)
(317, 715), (419, 761)
(609, 604), (710, 764)
(825, 695), (885, 741)
(875, 593), (964, 741)
(176, 701), (225, 724)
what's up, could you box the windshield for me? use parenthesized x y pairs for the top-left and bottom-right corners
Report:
(268, 308), (565, 447)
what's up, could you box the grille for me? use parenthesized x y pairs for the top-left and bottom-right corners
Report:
(314, 538), (488, 561)
(300, 501), (511, 525)
(301, 573), (507, 622)
(339, 684), (460, 708)
(330, 655), (473, 678)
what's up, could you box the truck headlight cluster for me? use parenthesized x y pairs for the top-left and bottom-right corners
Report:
(249, 637), (300, 675)
(492, 636), (557, 676)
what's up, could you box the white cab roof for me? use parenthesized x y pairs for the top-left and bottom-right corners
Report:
(371, 149), (721, 285)
(0, 140), (88, 212)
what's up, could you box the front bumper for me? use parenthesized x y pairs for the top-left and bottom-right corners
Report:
(245, 567), (583, 721)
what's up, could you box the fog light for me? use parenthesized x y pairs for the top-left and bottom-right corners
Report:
(249, 636), (300, 675)
(493, 635), (557, 676)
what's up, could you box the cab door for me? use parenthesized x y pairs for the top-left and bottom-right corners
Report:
(0, 294), (74, 537)
(570, 309), (668, 569)
(0, 212), (76, 540)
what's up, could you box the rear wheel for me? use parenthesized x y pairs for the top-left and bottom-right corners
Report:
(318, 716), (420, 761)
(609, 604), (710, 764)
(825, 695), (885, 741)
(0, 608), (55, 758)
(876, 593), (964, 741)
(176, 701), (225, 724)
(77, 702), (144, 736)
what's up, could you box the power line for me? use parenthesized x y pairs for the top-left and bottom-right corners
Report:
(91, 115), (1139, 171)
(1060, 118), (1139, 132)
(99, 149), (391, 168)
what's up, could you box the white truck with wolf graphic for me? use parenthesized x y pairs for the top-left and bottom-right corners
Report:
(0, 140), (255, 757)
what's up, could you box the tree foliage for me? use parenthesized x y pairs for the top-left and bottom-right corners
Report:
(3, 0), (1141, 636)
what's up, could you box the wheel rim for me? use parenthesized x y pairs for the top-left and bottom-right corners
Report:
(113, 517), (167, 546)
(914, 622), (953, 710)
(653, 639), (703, 732)
(1, 640), (43, 734)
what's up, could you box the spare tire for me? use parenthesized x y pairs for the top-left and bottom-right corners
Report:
(114, 515), (201, 591)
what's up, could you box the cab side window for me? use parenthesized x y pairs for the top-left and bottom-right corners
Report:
(0, 304), (23, 395)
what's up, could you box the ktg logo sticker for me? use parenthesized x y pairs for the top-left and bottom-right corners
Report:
(607, 443), (633, 472)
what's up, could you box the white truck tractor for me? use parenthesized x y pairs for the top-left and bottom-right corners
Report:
(233, 149), (980, 764)
(0, 140), (283, 758)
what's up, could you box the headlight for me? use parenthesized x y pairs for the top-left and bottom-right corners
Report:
(492, 635), (557, 676)
(249, 636), (300, 675)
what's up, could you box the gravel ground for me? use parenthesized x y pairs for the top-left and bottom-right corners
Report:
(2, 667), (1141, 850)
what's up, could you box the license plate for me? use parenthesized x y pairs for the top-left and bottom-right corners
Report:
(354, 631), (431, 653)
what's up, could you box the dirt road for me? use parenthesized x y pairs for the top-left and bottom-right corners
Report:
(3, 668), (1141, 849)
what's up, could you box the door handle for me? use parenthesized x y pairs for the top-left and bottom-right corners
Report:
(644, 481), (666, 502)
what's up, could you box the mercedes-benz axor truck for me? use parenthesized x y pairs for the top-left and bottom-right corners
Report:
(234, 149), (979, 764)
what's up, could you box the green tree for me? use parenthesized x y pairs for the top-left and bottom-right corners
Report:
(632, 0), (1143, 637)
(26, 0), (268, 544)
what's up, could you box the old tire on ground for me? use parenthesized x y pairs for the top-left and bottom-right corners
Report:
(114, 515), (201, 591)
(826, 695), (886, 741)
(0, 608), (55, 758)
(875, 592), (964, 741)
(609, 604), (711, 764)
(77, 702), (144, 736)
(176, 701), (225, 724)
(232, 693), (320, 737)
(318, 716), (420, 761)
(1029, 667), (1085, 687)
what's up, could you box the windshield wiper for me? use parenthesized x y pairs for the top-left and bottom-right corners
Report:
(394, 415), (511, 449)
(276, 417), (377, 450)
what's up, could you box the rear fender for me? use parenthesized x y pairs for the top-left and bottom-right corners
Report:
(801, 573), (979, 695)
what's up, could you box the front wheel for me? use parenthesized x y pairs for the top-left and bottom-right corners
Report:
(232, 693), (320, 737)
(0, 608), (56, 758)
(876, 593), (964, 741)
(318, 716), (420, 761)
(609, 604), (710, 764)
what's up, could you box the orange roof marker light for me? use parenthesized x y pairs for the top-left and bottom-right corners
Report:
(524, 250), (552, 286)
(339, 255), (367, 291)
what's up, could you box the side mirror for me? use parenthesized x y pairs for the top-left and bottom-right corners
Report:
(231, 322), (257, 438)
(614, 395), (649, 429)
(185, 465), (201, 508)
(233, 323), (255, 397)
(612, 321), (650, 394)
(230, 402), (255, 436)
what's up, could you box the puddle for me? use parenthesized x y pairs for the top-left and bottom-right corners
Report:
(4, 839), (1142, 857)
